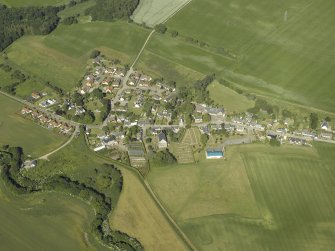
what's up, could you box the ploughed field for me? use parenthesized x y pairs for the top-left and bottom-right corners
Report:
(148, 144), (335, 250)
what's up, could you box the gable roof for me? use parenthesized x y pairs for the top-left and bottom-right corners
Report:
(158, 131), (167, 142)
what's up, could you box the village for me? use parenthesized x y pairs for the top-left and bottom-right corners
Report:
(18, 55), (335, 175)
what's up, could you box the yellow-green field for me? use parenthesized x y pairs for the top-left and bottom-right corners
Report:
(148, 144), (335, 250)
(0, 94), (66, 158)
(110, 168), (188, 251)
(5, 22), (150, 91)
(208, 81), (255, 113)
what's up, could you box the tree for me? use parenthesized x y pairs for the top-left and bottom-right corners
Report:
(102, 126), (109, 134)
(171, 30), (178, 37)
(90, 50), (101, 59)
(155, 24), (167, 34)
(85, 0), (139, 21)
(325, 116), (332, 122)
(269, 138), (281, 147)
(202, 114), (211, 122)
(310, 113), (318, 129)
(200, 134), (209, 146)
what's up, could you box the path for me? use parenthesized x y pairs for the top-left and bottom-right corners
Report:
(38, 125), (79, 160)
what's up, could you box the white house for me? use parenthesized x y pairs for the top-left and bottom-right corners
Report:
(158, 132), (168, 149)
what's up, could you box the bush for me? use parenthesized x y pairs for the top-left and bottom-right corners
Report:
(90, 50), (101, 59)
(155, 24), (167, 34)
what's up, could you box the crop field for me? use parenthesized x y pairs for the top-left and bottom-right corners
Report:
(5, 22), (150, 91)
(182, 127), (201, 147)
(131, 0), (190, 27)
(137, 0), (335, 112)
(170, 142), (194, 164)
(0, 182), (110, 251)
(0, 94), (66, 158)
(208, 81), (255, 113)
(110, 168), (188, 251)
(149, 143), (335, 250)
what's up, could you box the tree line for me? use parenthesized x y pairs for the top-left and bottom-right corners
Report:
(0, 4), (63, 51)
(85, 0), (139, 21)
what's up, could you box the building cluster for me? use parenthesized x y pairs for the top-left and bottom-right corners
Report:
(20, 107), (74, 135)
(79, 57), (125, 95)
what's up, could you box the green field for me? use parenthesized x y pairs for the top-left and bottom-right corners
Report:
(131, 0), (190, 27)
(0, 0), (69, 7)
(148, 144), (335, 250)
(6, 22), (150, 91)
(0, 181), (110, 251)
(0, 94), (66, 158)
(208, 81), (255, 113)
(137, 0), (335, 112)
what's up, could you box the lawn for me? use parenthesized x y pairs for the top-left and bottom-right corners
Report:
(150, 0), (335, 112)
(148, 143), (335, 250)
(208, 81), (254, 113)
(5, 22), (150, 91)
(131, 0), (190, 27)
(0, 181), (110, 251)
(0, 0), (69, 7)
(0, 94), (67, 158)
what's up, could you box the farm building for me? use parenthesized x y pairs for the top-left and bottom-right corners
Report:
(206, 148), (224, 159)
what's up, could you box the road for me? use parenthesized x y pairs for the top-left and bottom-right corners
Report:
(38, 125), (80, 160)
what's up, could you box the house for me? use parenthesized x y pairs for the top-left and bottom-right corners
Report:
(320, 132), (333, 140)
(31, 92), (41, 100)
(206, 148), (224, 159)
(158, 131), (168, 149)
(321, 121), (331, 131)
(236, 125), (246, 134)
(22, 160), (37, 169)
(193, 114), (203, 124)
(94, 145), (106, 152)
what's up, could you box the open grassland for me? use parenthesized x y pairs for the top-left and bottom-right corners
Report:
(136, 49), (203, 86)
(131, 0), (190, 27)
(0, 0), (68, 7)
(208, 81), (255, 113)
(0, 94), (66, 158)
(6, 22), (150, 91)
(141, 0), (335, 112)
(0, 182), (110, 251)
(110, 168), (188, 251)
(149, 144), (335, 250)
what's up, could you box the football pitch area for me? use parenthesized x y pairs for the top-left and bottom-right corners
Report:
(139, 0), (335, 112)
(148, 143), (335, 250)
